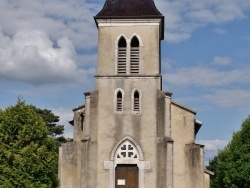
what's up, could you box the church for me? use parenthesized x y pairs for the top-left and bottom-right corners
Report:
(58, 0), (213, 187)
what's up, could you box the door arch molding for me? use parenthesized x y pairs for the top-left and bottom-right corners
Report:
(110, 136), (144, 161)
(104, 136), (151, 188)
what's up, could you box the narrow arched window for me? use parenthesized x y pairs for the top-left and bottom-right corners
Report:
(134, 91), (140, 111)
(130, 36), (139, 74)
(117, 37), (127, 74)
(80, 113), (84, 131)
(117, 91), (123, 111)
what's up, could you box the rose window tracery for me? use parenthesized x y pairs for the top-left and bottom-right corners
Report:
(115, 140), (138, 163)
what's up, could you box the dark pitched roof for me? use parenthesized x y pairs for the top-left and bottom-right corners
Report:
(96, 0), (162, 17)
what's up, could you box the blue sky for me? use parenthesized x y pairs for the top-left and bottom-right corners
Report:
(1, 0), (250, 164)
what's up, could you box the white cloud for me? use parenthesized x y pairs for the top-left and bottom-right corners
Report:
(0, 0), (99, 49)
(164, 63), (250, 108)
(0, 30), (93, 85)
(52, 107), (74, 138)
(205, 89), (250, 108)
(238, 49), (250, 56)
(164, 32), (192, 43)
(197, 139), (228, 151)
(1, 0), (250, 48)
(155, 0), (250, 43)
(212, 56), (231, 65)
(164, 66), (250, 87)
(0, 0), (99, 85)
(196, 139), (228, 165)
(214, 28), (228, 35)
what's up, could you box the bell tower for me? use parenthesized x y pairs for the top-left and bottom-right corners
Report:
(93, 1), (165, 187)
(95, 0), (164, 77)
(58, 0), (212, 188)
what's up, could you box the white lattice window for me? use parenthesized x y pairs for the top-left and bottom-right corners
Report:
(115, 140), (139, 164)
(130, 36), (139, 74)
(117, 37), (127, 74)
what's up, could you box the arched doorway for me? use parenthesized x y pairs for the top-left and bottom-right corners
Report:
(114, 140), (139, 188)
(104, 136), (151, 188)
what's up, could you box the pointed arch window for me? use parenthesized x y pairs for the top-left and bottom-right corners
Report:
(130, 36), (140, 74)
(117, 37), (127, 74)
(116, 91), (123, 111)
(116, 140), (139, 161)
(133, 91), (140, 111)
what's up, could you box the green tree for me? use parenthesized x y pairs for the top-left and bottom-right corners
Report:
(30, 107), (64, 137)
(0, 100), (59, 187)
(29, 106), (67, 145)
(207, 115), (250, 188)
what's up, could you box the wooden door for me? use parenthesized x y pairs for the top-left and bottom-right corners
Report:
(115, 164), (138, 188)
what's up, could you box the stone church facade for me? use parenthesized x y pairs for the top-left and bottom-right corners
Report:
(58, 0), (213, 187)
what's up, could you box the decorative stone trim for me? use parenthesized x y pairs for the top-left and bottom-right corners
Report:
(96, 18), (162, 27)
(104, 136), (150, 188)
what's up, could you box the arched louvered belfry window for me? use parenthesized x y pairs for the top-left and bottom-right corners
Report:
(133, 91), (140, 111)
(116, 91), (123, 111)
(117, 37), (127, 74)
(130, 36), (140, 74)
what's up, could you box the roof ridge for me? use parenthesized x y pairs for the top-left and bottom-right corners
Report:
(96, 0), (162, 17)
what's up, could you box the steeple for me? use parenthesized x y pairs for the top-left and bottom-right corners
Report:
(95, 0), (164, 39)
(96, 0), (162, 17)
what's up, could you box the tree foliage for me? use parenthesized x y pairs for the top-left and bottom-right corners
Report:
(0, 100), (59, 187)
(29, 106), (67, 145)
(30, 106), (64, 137)
(207, 115), (250, 188)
